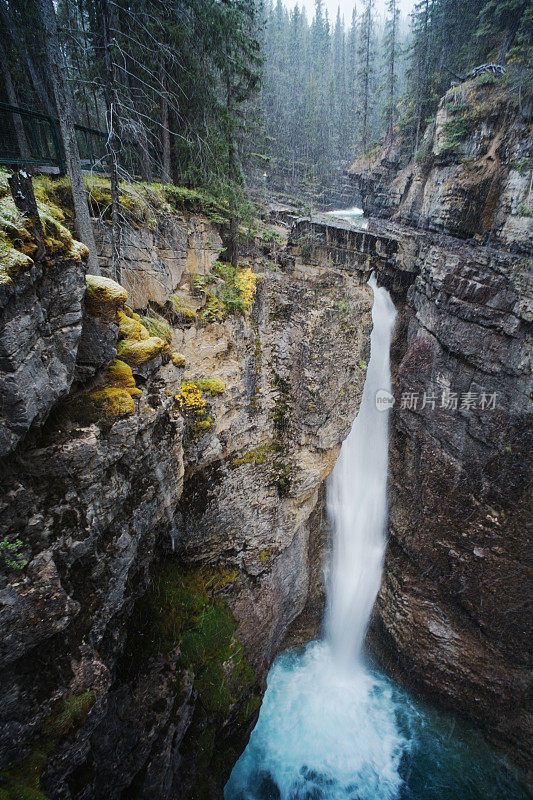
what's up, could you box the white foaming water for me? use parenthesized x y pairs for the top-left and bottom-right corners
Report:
(326, 274), (397, 662)
(227, 642), (407, 800)
(330, 205), (364, 216)
(328, 206), (369, 229)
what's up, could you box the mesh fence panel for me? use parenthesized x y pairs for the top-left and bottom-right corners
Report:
(0, 103), (108, 172)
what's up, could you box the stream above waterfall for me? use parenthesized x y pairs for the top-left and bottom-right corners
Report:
(225, 276), (529, 800)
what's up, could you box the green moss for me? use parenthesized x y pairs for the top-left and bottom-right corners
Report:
(233, 441), (275, 467)
(62, 387), (137, 424)
(167, 295), (198, 325)
(162, 185), (231, 225)
(0, 692), (95, 799)
(357, 359), (367, 370)
(141, 315), (172, 343)
(117, 308), (150, 341)
(510, 158), (530, 174)
(121, 562), (257, 799)
(516, 202), (533, 217)
(439, 111), (477, 153)
(59, 358), (142, 425)
(0, 538), (27, 571)
(269, 374), (291, 436)
(116, 336), (167, 366)
(32, 173), (234, 229)
(123, 564), (252, 706)
(0, 172), (88, 287)
(171, 352), (187, 367)
(194, 377), (225, 396)
(192, 415), (214, 434)
(85, 275), (128, 319)
(105, 359), (137, 390)
(259, 549), (270, 563)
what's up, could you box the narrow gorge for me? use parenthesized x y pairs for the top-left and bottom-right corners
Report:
(0, 74), (531, 800)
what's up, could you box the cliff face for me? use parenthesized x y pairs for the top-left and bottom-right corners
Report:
(372, 239), (532, 766)
(0, 198), (372, 799)
(351, 77), (533, 255)
(348, 79), (533, 768)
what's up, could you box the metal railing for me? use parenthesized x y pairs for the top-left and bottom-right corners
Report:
(0, 102), (109, 173)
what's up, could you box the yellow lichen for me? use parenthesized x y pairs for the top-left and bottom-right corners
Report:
(171, 352), (187, 367)
(85, 275), (128, 319)
(141, 315), (172, 343)
(116, 336), (167, 366)
(105, 359), (137, 390)
(167, 295), (198, 324)
(176, 381), (206, 415)
(62, 387), (136, 423)
(117, 308), (150, 341)
(0, 170), (88, 287)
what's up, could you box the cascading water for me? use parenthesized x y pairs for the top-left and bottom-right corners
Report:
(225, 276), (528, 800)
(326, 273), (396, 664)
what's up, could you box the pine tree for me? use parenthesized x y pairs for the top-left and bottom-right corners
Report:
(357, 0), (377, 155)
(383, 0), (400, 141)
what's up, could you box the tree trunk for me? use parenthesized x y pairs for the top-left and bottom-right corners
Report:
(497, 24), (520, 65)
(37, 0), (100, 274)
(100, 0), (122, 284)
(159, 55), (171, 184)
(0, 40), (30, 159)
(8, 172), (46, 261)
(225, 63), (240, 269)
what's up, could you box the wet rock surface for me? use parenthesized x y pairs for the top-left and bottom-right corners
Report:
(350, 79), (533, 769)
(0, 215), (372, 799)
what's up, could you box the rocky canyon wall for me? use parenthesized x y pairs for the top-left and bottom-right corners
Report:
(349, 78), (533, 768)
(0, 187), (373, 800)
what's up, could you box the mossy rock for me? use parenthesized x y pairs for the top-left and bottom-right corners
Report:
(117, 309), (150, 341)
(171, 352), (186, 368)
(195, 377), (225, 396)
(85, 275), (128, 319)
(58, 358), (141, 425)
(141, 315), (172, 344)
(0, 692), (95, 799)
(0, 172), (87, 286)
(105, 359), (137, 390)
(116, 336), (167, 367)
(166, 295), (198, 325)
(63, 387), (137, 424)
(123, 564), (253, 713)
(192, 415), (214, 434)
(233, 441), (275, 467)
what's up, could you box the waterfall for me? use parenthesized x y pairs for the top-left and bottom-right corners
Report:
(326, 273), (397, 663)
(225, 276), (529, 800)
(225, 276), (405, 800)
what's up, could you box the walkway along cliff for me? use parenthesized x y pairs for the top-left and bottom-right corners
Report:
(0, 75), (531, 799)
